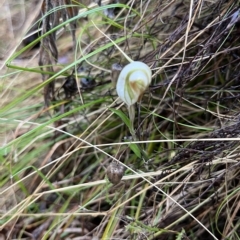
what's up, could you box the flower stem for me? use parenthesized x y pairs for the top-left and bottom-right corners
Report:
(128, 104), (148, 162)
(128, 104), (136, 140)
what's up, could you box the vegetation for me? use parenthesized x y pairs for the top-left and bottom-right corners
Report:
(0, 0), (240, 239)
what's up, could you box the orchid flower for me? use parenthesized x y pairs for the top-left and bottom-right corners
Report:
(116, 61), (152, 106)
(115, 61), (152, 141)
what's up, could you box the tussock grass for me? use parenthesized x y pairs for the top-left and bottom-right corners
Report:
(1, 0), (240, 239)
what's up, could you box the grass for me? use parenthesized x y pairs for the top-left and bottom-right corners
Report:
(1, 0), (240, 239)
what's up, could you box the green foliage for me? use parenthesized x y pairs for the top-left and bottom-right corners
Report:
(1, 0), (240, 239)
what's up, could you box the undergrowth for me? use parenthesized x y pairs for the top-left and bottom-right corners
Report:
(0, 0), (240, 239)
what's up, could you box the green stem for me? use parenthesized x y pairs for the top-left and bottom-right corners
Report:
(128, 104), (148, 162)
(128, 104), (136, 139)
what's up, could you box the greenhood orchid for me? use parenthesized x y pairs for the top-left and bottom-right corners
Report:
(116, 61), (152, 106)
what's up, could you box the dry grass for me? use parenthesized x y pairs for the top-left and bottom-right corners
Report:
(1, 0), (240, 239)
